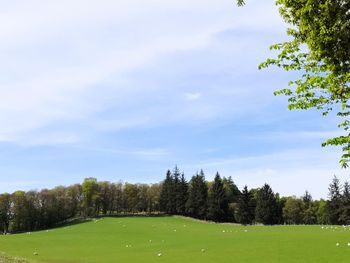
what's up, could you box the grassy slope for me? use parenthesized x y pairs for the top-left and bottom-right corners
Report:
(1, 216), (350, 263)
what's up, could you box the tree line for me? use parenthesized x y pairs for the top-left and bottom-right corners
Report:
(0, 178), (161, 234)
(0, 167), (349, 233)
(160, 168), (350, 226)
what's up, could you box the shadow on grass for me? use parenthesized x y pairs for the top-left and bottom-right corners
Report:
(8, 213), (168, 235)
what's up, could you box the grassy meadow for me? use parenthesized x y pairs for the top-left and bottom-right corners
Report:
(1, 216), (350, 262)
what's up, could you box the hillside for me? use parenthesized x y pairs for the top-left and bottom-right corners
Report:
(1, 216), (350, 262)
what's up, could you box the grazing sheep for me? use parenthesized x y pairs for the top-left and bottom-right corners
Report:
(201, 248), (206, 252)
(157, 253), (162, 257)
(336, 242), (340, 247)
(33, 252), (38, 256)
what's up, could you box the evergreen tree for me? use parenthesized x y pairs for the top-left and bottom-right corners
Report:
(186, 170), (208, 219)
(255, 184), (278, 225)
(177, 173), (188, 215)
(159, 170), (175, 214)
(327, 176), (342, 225)
(303, 191), (312, 206)
(222, 176), (241, 221)
(302, 191), (317, 224)
(237, 186), (255, 225)
(222, 176), (241, 203)
(0, 193), (12, 234)
(275, 194), (286, 224)
(340, 181), (350, 225)
(173, 166), (183, 215)
(208, 173), (228, 222)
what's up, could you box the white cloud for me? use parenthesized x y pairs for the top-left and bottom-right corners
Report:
(183, 148), (348, 199)
(0, 0), (285, 144)
(184, 92), (201, 101)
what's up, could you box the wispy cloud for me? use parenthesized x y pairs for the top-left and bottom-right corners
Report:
(0, 0), (285, 145)
(0, 0), (340, 199)
(184, 92), (201, 101)
(183, 148), (347, 199)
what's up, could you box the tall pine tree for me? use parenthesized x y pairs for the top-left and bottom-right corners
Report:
(340, 181), (350, 225)
(237, 186), (255, 225)
(255, 184), (278, 225)
(327, 176), (342, 225)
(159, 170), (176, 214)
(186, 170), (208, 219)
(208, 173), (229, 222)
(177, 173), (188, 215)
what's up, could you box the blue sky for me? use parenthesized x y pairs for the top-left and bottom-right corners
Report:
(0, 0), (348, 198)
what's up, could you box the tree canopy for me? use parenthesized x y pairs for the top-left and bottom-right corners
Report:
(239, 0), (350, 168)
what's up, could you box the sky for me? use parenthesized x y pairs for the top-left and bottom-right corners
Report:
(0, 0), (348, 198)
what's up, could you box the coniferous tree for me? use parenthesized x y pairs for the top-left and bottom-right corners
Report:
(173, 166), (183, 215)
(237, 186), (255, 225)
(275, 195), (287, 224)
(0, 193), (12, 234)
(340, 181), (350, 225)
(222, 176), (241, 221)
(186, 170), (208, 219)
(302, 191), (317, 224)
(208, 173), (228, 222)
(327, 176), (342, 225)
(160, 170), (174, 214)
(177, 173), (189, 215)
(222, 176), (241, 203)
(255, 184), (278, 225)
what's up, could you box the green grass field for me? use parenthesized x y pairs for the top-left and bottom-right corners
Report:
(1, 216), (350, 262)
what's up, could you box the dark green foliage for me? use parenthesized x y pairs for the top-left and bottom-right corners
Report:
(160, 170), (175, 214)
(207, 173), (229, 222)
(186, 170), (208, 219)
(1, 169), (350, 234)
(236, 186), (255, 225)
(275, 194), (286, 224)
(283, 197), (304, 224)
(173, 167), (187, 215)
(222, 176), (241, 203)
(340, 181), (350, 224)
(255, 184), (279, 225)
(0, 193), (11, 234)
(302, 191), (318, 224)
(177, 173), (189, 215)
(316, 199), (330, 224)
(327, 176), (342, 224)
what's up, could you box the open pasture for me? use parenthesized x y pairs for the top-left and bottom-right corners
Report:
(1, 217), (350, 262)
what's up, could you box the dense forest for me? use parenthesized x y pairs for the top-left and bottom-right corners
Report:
(0, 167), (349, 234)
